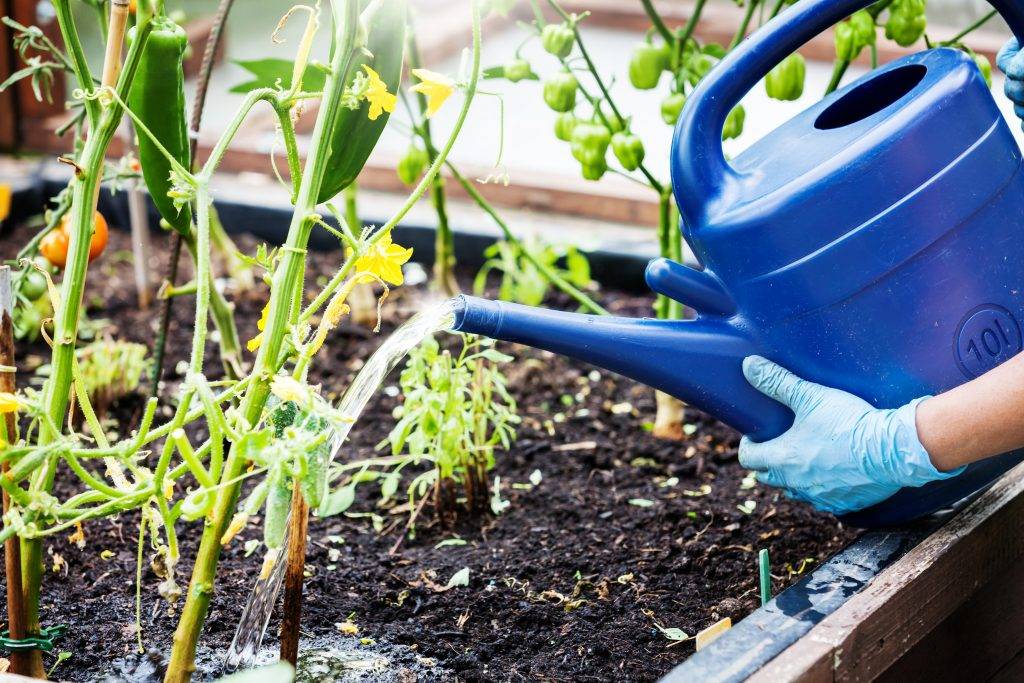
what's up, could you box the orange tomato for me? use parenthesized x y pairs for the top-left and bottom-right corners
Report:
(41, 211), (110, 269)
(86, 211), (109, 262)
(39, 229), (69, 269)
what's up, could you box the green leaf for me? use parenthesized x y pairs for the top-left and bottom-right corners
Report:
(446, 567), (471, 588)
(434, 538), (468, 549)
(380, 471), (400, 501)
(318, 485), (356, 517)
(628, 498), (655, 507)
(660, 627), (689, 642)
(229, 58), (329, 94)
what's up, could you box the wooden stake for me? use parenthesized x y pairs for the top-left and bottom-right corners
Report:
(101, 0), (130, 90)
(125, 124), (153, 310)
(0, 267), (30, 676)
(279, 487), (309, 666)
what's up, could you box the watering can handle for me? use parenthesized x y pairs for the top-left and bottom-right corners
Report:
(673, 0), (1024, 214)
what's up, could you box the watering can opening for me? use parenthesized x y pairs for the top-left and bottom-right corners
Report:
(815, 63), (928, 130)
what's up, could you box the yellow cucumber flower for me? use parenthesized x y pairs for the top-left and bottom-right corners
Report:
(355, 232), (413, 286)
(247, 301), (271, 353)
(271, 375), (311, 406)
(362, 65), (397, 121)
(410, 69), (455, 118)
(0, 184), (10, 222)
(0, 392), (21, 414)
(221, 512), (248, 546)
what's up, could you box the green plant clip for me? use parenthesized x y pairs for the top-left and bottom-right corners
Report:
(758, 549), (772, 607)
(0, 624), (69, 652)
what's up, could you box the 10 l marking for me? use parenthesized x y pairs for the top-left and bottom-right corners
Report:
(955, 305), (1023, 379)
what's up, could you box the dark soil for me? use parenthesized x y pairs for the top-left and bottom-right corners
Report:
(0, 220), (856, 682)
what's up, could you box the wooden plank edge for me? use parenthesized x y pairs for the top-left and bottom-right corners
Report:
(750, 459), (1024, 682)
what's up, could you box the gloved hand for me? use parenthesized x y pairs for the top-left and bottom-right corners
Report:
(738, 356), (963, 515)
(998, 39), (1024, 122)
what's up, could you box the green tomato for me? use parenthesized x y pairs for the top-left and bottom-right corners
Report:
(611, 132), (645, 172)
(20, 270), (47, 302)
(570, 122), (611, 167)
(397, 145), (429, 186)
(884, 0), (926, 48)
(581, 159), (608, 181)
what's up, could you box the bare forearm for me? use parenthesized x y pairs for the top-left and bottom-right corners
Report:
(917, 353), (1024, 471)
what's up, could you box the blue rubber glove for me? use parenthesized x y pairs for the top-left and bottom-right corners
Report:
(738, 356), (963, 515)
(998, 39), (1024, 123)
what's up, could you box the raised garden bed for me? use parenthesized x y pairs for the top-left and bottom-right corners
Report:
(6, 173), (1024, 682)
(1, 184), (857, 681)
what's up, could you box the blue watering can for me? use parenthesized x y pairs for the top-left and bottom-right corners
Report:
(453, 0), (1024, 527)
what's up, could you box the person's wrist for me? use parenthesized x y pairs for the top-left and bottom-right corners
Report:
(886, 398), (965, 486)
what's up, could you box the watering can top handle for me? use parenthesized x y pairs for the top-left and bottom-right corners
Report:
(675, 0), (1024, 201)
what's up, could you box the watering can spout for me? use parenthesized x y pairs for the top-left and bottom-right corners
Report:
(451, 293), (792, 442)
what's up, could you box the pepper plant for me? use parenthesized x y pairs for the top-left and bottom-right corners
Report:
(0, 0), (486, 679)
(327, 334), (519, 531)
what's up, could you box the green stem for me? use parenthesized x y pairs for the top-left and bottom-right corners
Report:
(678, 0), (707, 46)
(163, 3), (363, 677)
(408, 34), (458, 296)
(52, 0), (100, 127)
(640, 0), (676, 46)
(655, 190), (680, 320)
(729, 0), (760, 50)
(22, 14), (154, 660)
(826, 59), (850, 95)
(944, 9), (997, 45)
(183, 232), (244, 379)
(447, 162), (608, 316)
(344, 182), (361, 235)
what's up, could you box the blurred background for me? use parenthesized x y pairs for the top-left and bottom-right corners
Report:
(1, 0), (1018, 244)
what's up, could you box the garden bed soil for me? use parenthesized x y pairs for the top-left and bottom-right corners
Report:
(0, 221), (856, 681)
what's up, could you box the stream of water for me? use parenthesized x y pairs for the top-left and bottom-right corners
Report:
(222, 298), (460, 674)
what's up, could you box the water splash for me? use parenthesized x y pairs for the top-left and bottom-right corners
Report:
(223, 298), (460, 673)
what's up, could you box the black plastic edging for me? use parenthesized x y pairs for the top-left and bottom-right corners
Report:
(24, 173), (655, 294)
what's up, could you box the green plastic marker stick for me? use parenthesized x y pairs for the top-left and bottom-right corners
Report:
(759, 548), (772, 606)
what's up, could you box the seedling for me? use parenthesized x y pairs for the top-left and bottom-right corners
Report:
(474, 238), (592, 308)
(378, 334), (519, 521)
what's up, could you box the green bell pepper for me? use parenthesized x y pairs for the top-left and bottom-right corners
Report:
(543, 70), (578, 113)
(884, 0), (926, 48)
(541, 22), (575, 59)
(570, 122), (611, 167)
(765, 53), (806, 101)
(661, 92), (686, 126)
(611, 132), (645, 172)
